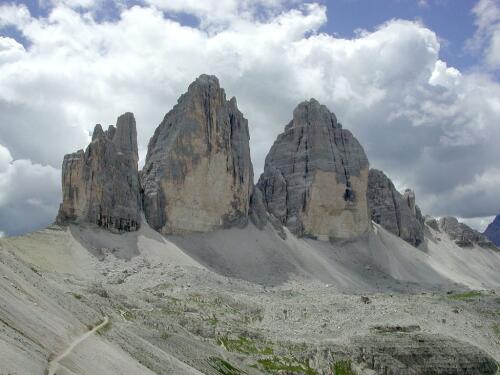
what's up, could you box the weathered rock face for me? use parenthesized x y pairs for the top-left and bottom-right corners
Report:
(257, 99), (370, 240)
(367, 169), (424, 246)
(56, 112), (141, 232)
(142, 75), (253, 234)
(424, 215), (440, 231)
(439, 216), (495, 248)
(351, 332), (498, 375)
(484, 215), (500, 246)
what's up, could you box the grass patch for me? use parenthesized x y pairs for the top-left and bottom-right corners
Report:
(207, 357), (246, 375)
(253, 356), (318, 375)
(71, 293), (83, 300)
(494, 324), (500, 335)
(333, 360), (356, 375)
(120, 310), (134, 321)
(218, 336), (273, 355)
(448, 291), (483, 300)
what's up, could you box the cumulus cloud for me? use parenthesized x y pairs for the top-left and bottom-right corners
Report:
(0, 144), (60, 236)
(0, 1), (498, 235)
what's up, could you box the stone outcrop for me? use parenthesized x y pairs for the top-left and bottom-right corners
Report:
(424, 215), (440, 231)
(367, 169), (424, 246)
(484, 215), (500, 246)
(56, 113), (141, 232)
(257, 99), (370, 240)
(141, 75), (253, 234)
(439, 216), (495, 248)
(351, 332), (498, 375)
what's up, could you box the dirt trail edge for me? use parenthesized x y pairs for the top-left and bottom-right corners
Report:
(46, 316), (110, 375)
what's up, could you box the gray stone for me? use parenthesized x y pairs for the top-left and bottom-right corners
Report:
(351, 332), (498, 375)
(367, 169), (424, 247)
(257, 99), (370, 240)
(424, 215), (440, 231)
(56, 112), (141, 232)
(439, 217), (496, 249)
(249, 186), (268, 230)
(141, 75), (254, 234)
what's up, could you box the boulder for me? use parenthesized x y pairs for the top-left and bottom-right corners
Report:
(257, 99), (370, 240)
(56, 112), (141, 232)
(367, 169), (424, 246)
(141, 75), (254, 234)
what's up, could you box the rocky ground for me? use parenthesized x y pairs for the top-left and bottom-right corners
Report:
(1, 221), (499, 374)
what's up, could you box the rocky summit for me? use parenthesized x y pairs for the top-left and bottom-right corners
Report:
(484, 215), (500, 246)
(141, 75), (254, 234)
(438, 216), (495, 248)
(367, 169), (424, 246)
(257, 99), (370, 240)
(56, 112), (141, 232)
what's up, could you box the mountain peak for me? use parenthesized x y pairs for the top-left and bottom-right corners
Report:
(484, 214), (500, 246)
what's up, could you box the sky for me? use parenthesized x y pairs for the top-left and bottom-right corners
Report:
(0, 0), (499, 237)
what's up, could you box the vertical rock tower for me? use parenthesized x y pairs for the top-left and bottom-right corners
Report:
(257, 99), (370, 240)
(367, 169), (424, 246)
(56, 112), (141, 232)
(141, 75), (254, 234)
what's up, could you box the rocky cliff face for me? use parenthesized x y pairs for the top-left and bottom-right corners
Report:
(56, 112), (141, 232)
(141, 75), (254, 234)
(351, 331), (498, 375)
(257, 99), (370, 240)
(367, 169), (424, 246)
(484, 215), (500, 246)
(439, 216), (495, 248)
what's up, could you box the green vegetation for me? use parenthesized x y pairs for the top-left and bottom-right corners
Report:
(218, 336), (273, 355)
(448, 291), (483, 300)
(30, 265), (41, 276)
(493, 324), (500, 344)
(253, 356), (318, 375)
(71, 292), (83, 300)
(207, 357), (246, 375)
(333, 360), (356, 375)
(120, 310), (134, 321)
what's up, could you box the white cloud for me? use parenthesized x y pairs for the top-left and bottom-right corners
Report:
(429, 60), (461, 88)
(0, 231), (4, 238)
(0, 3), (31, 28)
(466, 0), (500, 71)
(460, 215), (495, 232)
(0, 1), (499, 235)
(144, 0), (296, 28)
(0, 36), (26, 63)
(0, 144), (60, 236)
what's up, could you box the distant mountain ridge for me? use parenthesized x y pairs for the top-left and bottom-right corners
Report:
(484, 215), (500, 246)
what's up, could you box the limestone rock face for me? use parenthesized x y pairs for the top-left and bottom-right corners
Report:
(424, 215), (440, 231)
(439, 216), (495, 248)
(142, 75), (253, 234)
(257, 99), (370, 240)
(56, 112), (141, 232)
(367, 169), (424, 246)
(484, 215), (500, 246)
(351, 332), (498, 375)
